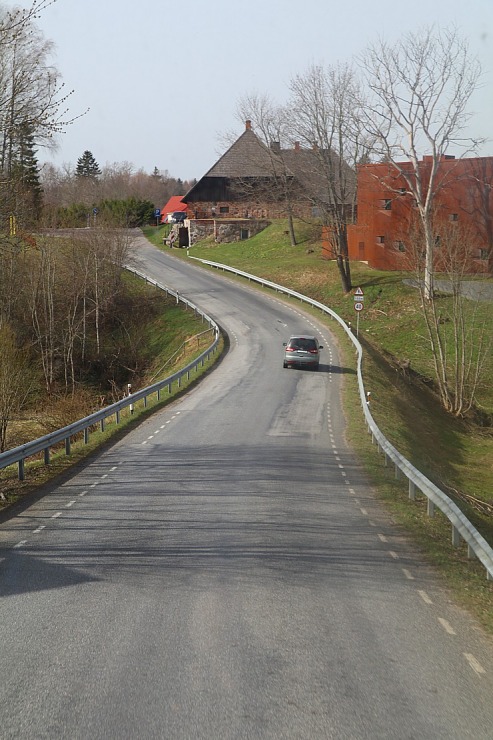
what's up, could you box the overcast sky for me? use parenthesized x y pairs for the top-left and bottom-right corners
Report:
(36, 0), (493, 181)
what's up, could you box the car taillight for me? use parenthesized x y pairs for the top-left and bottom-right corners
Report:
(285, 347), (296, 352)
(308, 348), (318, 354)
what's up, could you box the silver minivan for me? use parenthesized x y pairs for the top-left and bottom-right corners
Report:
(283, 335), (323, 370)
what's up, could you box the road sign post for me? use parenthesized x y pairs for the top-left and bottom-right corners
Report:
(353, 287), (364, 336)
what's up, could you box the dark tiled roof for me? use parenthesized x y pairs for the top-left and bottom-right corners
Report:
(203, 129), (286, 178)
(282, 149), (356, 205)
(187, 126), (356, 206)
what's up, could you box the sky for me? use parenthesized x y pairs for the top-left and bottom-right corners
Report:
(34, 0), (493, 182)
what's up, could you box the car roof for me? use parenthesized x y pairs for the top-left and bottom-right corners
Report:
(288, 335), (316, 340)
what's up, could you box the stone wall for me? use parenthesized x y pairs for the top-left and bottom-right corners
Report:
(189, 219), (270, 245)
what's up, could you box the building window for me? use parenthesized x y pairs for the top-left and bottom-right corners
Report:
(219, 206), (229, 214)
(240, 229), (249, 240)
(376, 235), (385, 244)
(395, 241), (406, 252)
(449, 213), (459, 221)
(378, 199), (392, 210)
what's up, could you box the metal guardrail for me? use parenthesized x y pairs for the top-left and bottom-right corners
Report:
(0, 267), (220, 483)
(190, 256), (493, 581)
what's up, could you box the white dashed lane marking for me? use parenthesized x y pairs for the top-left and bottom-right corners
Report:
(418, 590), (433, 604)
(464, 653), (486, 676)
(438, 618), (456, 635)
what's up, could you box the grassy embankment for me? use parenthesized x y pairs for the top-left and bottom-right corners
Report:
(0, 270), (223, 508)
(144, 221), (493, 633)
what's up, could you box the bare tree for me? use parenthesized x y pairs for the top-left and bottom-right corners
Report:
(288, 63), (369, 293)
(360, 26), (483, 300)
(27, 239), (60, 393)
(0, 1), (86, 167)
(403, 214), (491, 415)
(0, 324), (34, 453)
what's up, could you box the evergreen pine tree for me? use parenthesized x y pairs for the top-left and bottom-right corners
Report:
(75, 151), (101, 179)
(11, 122), (43, 225)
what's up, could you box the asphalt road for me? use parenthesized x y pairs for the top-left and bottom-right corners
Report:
(0, 237), (492, 739)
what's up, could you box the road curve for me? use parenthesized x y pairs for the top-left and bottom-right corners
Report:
(0, 236), (492, 739)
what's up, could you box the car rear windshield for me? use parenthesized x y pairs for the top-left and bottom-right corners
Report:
(288, 338), (317, 351)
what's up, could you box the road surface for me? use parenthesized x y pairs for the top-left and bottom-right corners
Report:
(0, 237), (492, 739)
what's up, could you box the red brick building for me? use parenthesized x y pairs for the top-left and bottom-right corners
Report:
(345, 156), (493, 274)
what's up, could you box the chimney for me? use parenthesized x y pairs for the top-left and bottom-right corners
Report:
(294, 141), (300, 151)
(270, 141), (281, 153)
(245, 120), (252, 131)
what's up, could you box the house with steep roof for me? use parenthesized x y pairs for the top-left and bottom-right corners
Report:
(183, 121), (355, 223)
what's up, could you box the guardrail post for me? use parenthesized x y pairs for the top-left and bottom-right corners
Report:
(116, 410), (120, 424)
(18, 459), (24, 481)
(467, 544), (475, 560)
(65, 437), (71, 455)
(44, 448), (50, 465)
(408, 480), (416, 501)
(100, 419), (105, 432)
(452, 525), (461, 547)
(427, 498), (435, 517)
(395, 464), (400, 480)
(84, 428), (89, 444)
